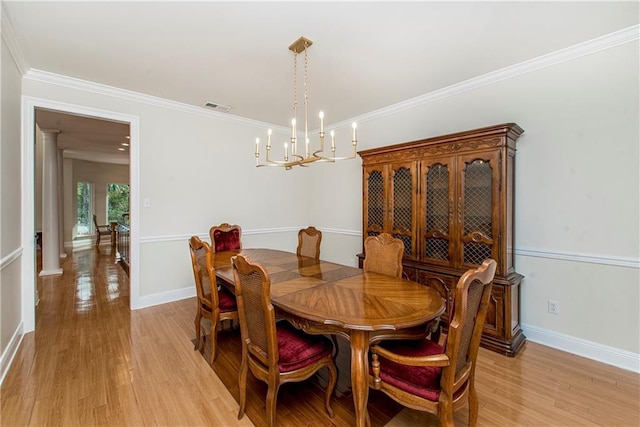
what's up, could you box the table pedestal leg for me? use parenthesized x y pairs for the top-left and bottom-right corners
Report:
(350, 330), (370, 427)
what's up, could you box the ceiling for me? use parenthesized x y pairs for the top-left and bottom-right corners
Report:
(5, 1), (638, 164)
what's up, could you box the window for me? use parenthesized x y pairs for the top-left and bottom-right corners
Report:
(107, 184), (130, 223)
(77, 181), (92, 236)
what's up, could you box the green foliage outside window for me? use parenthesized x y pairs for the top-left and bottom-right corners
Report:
(107, 184), (130, 223)
(77, 182), (92, 235)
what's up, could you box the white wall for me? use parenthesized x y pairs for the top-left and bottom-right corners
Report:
(311, 39), (639, 367)
(0, 33), (25, 380)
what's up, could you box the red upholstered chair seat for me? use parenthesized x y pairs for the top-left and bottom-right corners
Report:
(203, 287), (237, 313)
(374, 338), (445, 401)
(276, 321), (333, 372)
(213, 228), (241, 252)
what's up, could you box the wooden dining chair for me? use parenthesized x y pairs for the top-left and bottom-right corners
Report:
(363, 232), (404, 278)
(296, 226), (322, 259)
(232, 254), (337, 427)
(369, 259), (497, 427)
(93, 214), (112, 246)
(189, 236), (239, 365)
(209, 223), (242, 253)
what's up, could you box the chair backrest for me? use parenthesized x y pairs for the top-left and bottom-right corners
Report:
(363, 233), (404, 278)
(297, 226), (322, 259)
(442, 259), (496, 390)
(210, 223), (242, 253)
(232, 254), (278, 369)
(188, 236), (218, 309)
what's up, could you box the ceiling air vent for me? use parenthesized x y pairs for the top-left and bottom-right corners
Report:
(204, 102), (232, 113)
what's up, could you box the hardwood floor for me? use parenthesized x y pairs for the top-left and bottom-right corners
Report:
(1, 246), (638, 426)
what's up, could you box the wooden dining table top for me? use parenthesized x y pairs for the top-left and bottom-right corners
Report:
(214, 248), (445, 333)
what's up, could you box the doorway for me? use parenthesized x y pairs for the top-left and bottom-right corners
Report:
(22, 97), (140, 333)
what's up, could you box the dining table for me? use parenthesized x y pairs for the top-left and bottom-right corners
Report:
(214, 248), (445, 427)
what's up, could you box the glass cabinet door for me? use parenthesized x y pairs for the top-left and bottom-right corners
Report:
(421, 157), (455, 266)
(457, 151), (500, 268)
(389, 162), (417, 258)
(363, 165), (386, 238)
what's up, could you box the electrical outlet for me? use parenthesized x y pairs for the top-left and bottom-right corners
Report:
(548, 299), (560, 315)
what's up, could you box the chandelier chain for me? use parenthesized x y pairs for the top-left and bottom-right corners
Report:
(304, 42), (309, 155)
(293, 51), (298, 121)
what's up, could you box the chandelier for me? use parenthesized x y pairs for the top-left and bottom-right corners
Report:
(255, 37), (358, 170)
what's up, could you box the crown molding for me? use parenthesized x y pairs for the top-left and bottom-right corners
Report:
(342, 24), (640, 127)
(1, 3), (29, 74)
(20, 25), (639, 131)
(22, 68), (290, 133)
(62, 149), (130, 165)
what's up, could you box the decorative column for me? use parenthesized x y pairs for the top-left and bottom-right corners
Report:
(40, 129), (63, 276)
(57, 147), (67, 258)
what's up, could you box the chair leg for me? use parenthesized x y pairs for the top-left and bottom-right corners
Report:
(194, 310), (202, 351)
(96, 232), (101, 246)
(237, 346), (248, 420)
(266, 381), (280, 427)
(439, 400), (454, 427)
(469, 381), (479, 427)
(324, 361), (337, 418)
(209, 318), (219, 365)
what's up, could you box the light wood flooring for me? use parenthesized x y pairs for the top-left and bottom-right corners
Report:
(1, 246), (638, 426)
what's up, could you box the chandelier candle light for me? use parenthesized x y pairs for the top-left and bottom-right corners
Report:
(255, 36), (358, 170)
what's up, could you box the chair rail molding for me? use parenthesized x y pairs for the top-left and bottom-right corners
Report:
(515, 247), (639, 269)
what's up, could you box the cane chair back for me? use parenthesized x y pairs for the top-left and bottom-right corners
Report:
(369, 259), (497, 427)
(297, 226), (322, 259)
(363, 233), (404, 278)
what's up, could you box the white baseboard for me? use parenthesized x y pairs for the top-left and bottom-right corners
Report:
(0, 321), (24, 386)
(133, 286), (196, 310)
(521, 323), (640, 373)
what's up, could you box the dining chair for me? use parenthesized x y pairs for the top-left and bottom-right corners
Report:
(209, 222), (242, 253)
(232, 253), (337, 427)
(369, 259), (497, 427)
(93, 214), (112, 246)
(189, 236), (239, 365)
(363, 232), (404, 278)
(297, 226), (322, 259)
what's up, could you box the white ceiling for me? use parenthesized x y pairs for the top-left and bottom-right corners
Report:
(5, 1), (638, 164)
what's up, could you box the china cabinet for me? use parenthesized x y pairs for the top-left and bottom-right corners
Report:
(358, 123), (525, 356)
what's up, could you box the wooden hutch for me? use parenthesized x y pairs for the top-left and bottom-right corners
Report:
(357, 123), (525, 356)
